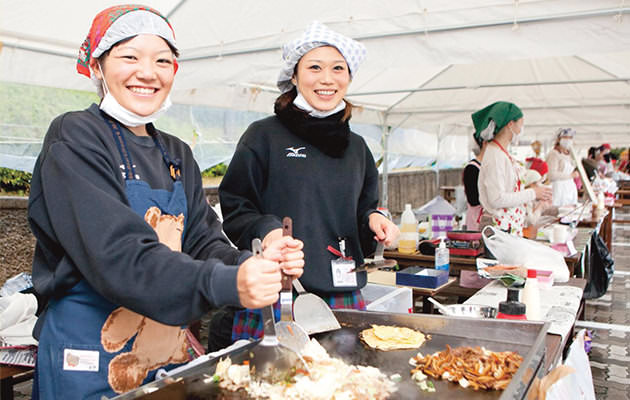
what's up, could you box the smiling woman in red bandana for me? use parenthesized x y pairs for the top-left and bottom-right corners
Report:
(28, 5), (304, 399)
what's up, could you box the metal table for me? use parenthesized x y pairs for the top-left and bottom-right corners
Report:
(111, 310), (549, 400)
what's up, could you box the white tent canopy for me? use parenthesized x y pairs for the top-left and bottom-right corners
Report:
(2, 1), (630, 158)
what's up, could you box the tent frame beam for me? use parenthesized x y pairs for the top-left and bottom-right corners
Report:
(386, 102), (630, 115)
(348, 77), (630, 97)
(178, 7), (630, 62)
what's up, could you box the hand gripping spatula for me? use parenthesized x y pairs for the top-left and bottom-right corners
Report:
(248, 238), (309, 382)
(352, 241), (397, 272)
(274, 217), (310, 352)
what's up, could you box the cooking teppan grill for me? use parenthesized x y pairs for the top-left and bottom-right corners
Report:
(109, 310), (549, 400)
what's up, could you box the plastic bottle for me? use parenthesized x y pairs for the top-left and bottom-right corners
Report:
(521, 269), (542, 320)
(398, 204), (419, 254)
(496, 287), (527, 320)
(434, 237), (449, 273)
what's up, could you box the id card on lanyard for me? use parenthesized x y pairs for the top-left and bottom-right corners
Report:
(329, 238), (357, 287)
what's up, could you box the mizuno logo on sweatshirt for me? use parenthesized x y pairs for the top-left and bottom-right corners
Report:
(285, 146), (306, 158)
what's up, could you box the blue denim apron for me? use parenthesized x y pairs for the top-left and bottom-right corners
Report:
(34, 116), (193, 399)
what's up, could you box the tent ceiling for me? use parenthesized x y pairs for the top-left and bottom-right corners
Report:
(1, 0), (629, 148)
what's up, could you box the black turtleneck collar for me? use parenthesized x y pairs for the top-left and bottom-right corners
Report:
(274, 103), (350, 158)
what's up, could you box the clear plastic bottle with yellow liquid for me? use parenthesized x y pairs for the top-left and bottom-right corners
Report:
(398, 204), (419, 254)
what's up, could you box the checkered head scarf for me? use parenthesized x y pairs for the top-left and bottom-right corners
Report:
(77, 4), (178, 78)
(556, 128), (576, 139)
(277, 21), (367, 93)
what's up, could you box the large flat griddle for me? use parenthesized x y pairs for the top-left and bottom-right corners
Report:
(110, 310), (549, 400)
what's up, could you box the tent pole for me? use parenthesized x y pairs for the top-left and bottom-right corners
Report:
(436, 124), (443, 192)
(380, 114), (390, 210)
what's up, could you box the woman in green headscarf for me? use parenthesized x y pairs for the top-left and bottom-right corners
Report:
(473, 101), (552, 236)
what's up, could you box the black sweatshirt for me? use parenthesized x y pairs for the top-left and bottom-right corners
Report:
(219, 115), (379, 295)
(28, 104), (248, 337)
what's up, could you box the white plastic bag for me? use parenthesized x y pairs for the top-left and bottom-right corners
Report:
(545, 329), (596, 400)
(482, 226), (569, 282)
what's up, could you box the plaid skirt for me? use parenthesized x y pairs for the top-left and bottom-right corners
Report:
(232, 289), (366, 341)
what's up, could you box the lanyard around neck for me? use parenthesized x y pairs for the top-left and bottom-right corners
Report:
(101, 112), (181, 181)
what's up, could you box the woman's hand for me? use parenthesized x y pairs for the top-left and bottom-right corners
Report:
(236, 236), (304, 309)
(262, 228), (283, 249)
(533, 185), (552, 202)
(368, 212), (400, 247)
(263, 236), (305, 278)
(236, 256), (282, 309)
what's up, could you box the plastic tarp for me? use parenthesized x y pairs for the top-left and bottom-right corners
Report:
(1, 1), (630, 171)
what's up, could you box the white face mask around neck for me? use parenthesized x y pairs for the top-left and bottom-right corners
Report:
(293, 91), (346, 118)
(97, 62), (172, 127)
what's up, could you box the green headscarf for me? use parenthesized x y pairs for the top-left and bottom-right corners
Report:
(471, 101), (523, 146)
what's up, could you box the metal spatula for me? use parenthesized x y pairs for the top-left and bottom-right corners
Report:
(292, 278), (341, 335)
(247, 238), (308, 382)
(274, 217), (310, 351)
(352, 241), (397, 272)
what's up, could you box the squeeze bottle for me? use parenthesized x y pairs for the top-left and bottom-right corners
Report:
(398, 204), (418, 254)
(521, 269), (542, 320)
(496, 287), (527, 320)
(434, 237), (449, 273)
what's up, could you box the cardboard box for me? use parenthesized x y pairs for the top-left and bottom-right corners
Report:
(396, 267), (449, 289)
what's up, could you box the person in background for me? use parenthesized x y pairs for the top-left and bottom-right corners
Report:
(618, 148), (630, 173)
(597, 143), (614, 177)
(463, 137), (487, 231)
(526, 156), (549, 183)
(582, 146), (600, 181)
(530, 140), (543, 158)
(218, 21), (399, 342)
(546, 128), (579, 206)
(473, 101), (552, 236)
(27, 6), (304, 398)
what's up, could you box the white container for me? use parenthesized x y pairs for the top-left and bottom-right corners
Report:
(435, 238), (449, 272)
(551, 224), (569, 244)
(521, 269), (542, 320)
(398, 204), (419, 254)
(361, 283), (413, 314)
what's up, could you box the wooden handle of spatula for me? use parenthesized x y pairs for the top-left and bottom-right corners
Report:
(281, 217), (293, 291)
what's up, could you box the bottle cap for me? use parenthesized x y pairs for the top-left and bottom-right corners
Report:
(499, 288), (526, 316)
(527, 269), (537, 278)
(506, 287), (520, 302)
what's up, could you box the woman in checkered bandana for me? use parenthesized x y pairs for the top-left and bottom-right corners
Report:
(218, 21), (399, 344)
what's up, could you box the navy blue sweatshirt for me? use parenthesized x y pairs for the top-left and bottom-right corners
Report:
(219, 115), (379, 295)
(28, 104), (248, 337)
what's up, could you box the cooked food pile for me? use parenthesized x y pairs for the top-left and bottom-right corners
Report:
(213, 339), (397, 399)
(410, 345), (523, 391)
(360, 324), (427, 351)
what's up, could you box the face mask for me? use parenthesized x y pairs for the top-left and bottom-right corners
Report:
(293, 90), (346, 118)
(97, 62), (172, 127)
(508, 124), (522, 145)
(559, 138), (572, 149)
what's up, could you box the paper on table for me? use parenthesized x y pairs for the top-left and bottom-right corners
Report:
(464, 281), (582, 341)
